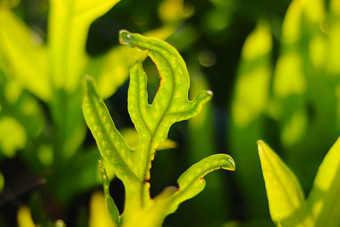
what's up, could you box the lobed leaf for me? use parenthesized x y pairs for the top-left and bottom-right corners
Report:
(98, 160), (120, 226)
(167, 154), (235, 214)
(86, 26), (176, 99)
(308, 137), (340, 227)
(84, 30), (235, 225)
(82, 76), (142, 185)
(257, 140), (313, 226)
(120, 30), (213, 177)
(118, 31), (216, 214)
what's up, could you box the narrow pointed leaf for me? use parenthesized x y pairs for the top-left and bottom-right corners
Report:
(82, 76), (141, 184)
(167, 154), (235, 214)
(98, 160), (120, 226)
(257, 140), (313, 226)
(308, 137), (340, 227)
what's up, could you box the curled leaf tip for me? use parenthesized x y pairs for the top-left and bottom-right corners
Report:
(225, 157), (236, 171)
(119, 29), (134, 47)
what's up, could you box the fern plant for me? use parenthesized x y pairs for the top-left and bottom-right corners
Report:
(257, 138), (340, 226)
(82, 30), (235, 226)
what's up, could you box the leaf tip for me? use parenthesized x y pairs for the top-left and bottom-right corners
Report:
(226, 156), (236, 171)
(257, 140), (266, 154)
(83, 75), (98, 99)
(119, 29), (134, 47)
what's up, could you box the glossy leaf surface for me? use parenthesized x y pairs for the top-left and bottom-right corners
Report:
(257, 140), (312, 226)
(83, 77), (140, 184)
(83, 31), (235, 226)
(168, 154), (235, 214)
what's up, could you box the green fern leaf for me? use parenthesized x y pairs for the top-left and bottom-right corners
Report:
(168, 154), (235, 214)
(83, 76), (141, 185)
(83, 30), (235, 226)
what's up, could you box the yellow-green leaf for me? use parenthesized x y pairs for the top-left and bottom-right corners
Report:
(48, 0), (120, 91)
(168, 154), (235, 214)
(308, 137), (340, 227)
(83, 31), (235, 226)
(87, 25), (177, 99)
(257, 140), (313, 226)
(0, 5), (50, 100)
(122, 187), (177, 227)
(82, 76), (141, 185)
(0, 116), (26, 158)
(17, 206), (36, 227)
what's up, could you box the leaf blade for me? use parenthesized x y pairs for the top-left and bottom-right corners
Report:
(82, 76), (141, 184)
(168, 154), (235, 214)
(0, 6), (50, 100)
(257, 140), (313, 226)
(48, 0), (120, 91)
(308, 137), (340, 227)
(120, 30), (213, 175)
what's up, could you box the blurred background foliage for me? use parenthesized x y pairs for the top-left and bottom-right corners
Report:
(1, 0), (339, 226)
